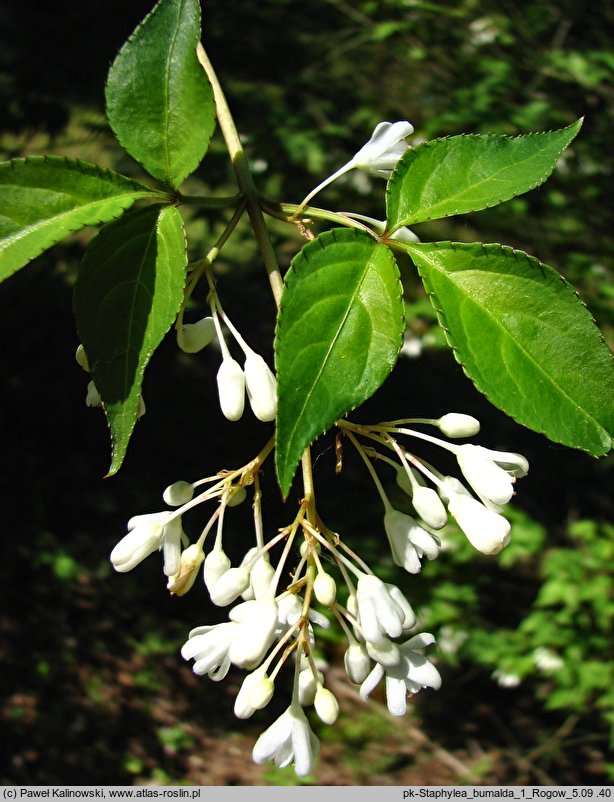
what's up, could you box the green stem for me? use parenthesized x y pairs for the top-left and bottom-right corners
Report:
(261, 198), (376, 234)
(197, 43), (283, 308)
(177, 192), (242, 208)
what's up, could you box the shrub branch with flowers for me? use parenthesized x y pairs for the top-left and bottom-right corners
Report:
(1, 0), (613, 778)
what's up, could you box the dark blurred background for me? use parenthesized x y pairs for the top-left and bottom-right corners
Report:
(1, 0), (613, 786)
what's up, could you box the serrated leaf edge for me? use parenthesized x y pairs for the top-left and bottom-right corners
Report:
(275, 228), (404, 495)
(386, 120), (583, 229)
(105, 0), (213, 189)
(0, 156), (163, 280)
(404, 239), (613, 455)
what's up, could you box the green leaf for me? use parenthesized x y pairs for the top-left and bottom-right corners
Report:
(275, 228), (404, 496)
(106, 0), (215, 189)
(402, 240), (614, 455)
(0, 156), (162, 282)
(74, 205), (187, 475)
(386, 120), (582, 229)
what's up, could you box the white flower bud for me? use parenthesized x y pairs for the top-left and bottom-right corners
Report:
(438, 475), (471, 504)
(234, 669), (275, 719)
(448, 492), (511, 554)
(75, 344), (89, 372)
(350, 120), (414, 178)
(411, 486), (448, 529)
(162, 517), (183, 577)
(163, 480), (194, 507)
(277, 593), (303, 627)
(110, 521), (164, 573)
(437, 413), (481, 438)
(244, 351), (277, 422)
(210, 566), (251, 606)
(356, 574), (407, 644)
(344, 643), (371, 684)
(178, 316), (216, 353)
(313, 572), (336, 607)
(85, 380), (102, 407)
(203, 548), (231, 591)
(216, 357), (245, 421)
(250, 556), (276, 600)
(298, 667), (323, 706)
(456, 444), (516, 506)
(314, 686), (339, 725)
(167, 544), (205, 596)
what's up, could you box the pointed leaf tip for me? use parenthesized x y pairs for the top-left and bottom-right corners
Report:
(275, 228), (405, 495)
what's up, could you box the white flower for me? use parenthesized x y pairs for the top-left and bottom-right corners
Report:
(411, 487), (448, 529)
(313, 571), (337, 607)
(227, 599), (278, 668)
(384, 509), (440, 574)
(161, 517), (183, 577)
(355, 574), (413, 644)
(181, 622), (238, 680)
(447, 492), (511, 554)
(360, 633), (442, 716)
(366, 637), (401, 668)
(252, 705), (320, 777)
(177, 316), (216, 353)
(456, 444), (529, 507)
(167, 543), (205, 596)
(234, 668), (275, 719)
(162, 480), (194, 506)
(298, 666), (323, 706)
(110, 519), (164, 572)
(314, 686), (339, 725)
(249, 554), (276, 601)
(111, 511), (181, 574)
(344, 642), (371, 684)
(203, 547), (231, 592)
(437, 413), (480, 438)
(209, 566), (251, 606)
(350, 121), (414, 178)
(243, 351), (277, 422)
(216, 356), (245, 421)
(297, 120), (413, 209)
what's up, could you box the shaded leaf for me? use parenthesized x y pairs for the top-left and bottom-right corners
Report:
(275, 228), (404, 496)
(106, 0), (215, 188)
(74, 205), (187, 474)
(402, 240), (614, 455)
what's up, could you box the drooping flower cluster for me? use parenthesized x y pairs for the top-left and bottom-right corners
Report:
(108, 404), (527, 777)
(106, 126), (529, 779)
